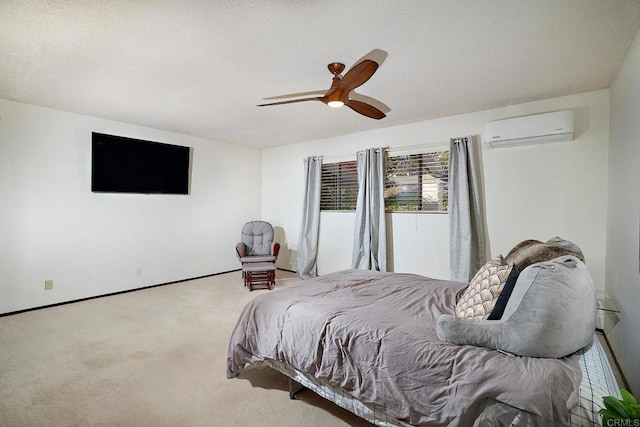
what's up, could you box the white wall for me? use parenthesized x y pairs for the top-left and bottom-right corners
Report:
(262, 90), (610, 287)
(0, 99), (262, 314)
(607, 28), (640, 394)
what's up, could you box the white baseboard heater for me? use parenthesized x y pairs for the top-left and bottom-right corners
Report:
(483, 110), (574, 148)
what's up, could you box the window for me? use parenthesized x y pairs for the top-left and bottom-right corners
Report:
(319, 149), (449, 213)
(320, 160), (358, 211)
(384, 151), (449, 212)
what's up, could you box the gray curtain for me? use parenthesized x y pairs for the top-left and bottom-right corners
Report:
(296, 156), (322, 279)
(352, 148), (387, 271)
(449, 136), (488, 282)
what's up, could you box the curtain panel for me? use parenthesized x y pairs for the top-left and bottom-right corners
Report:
(352, 148), (387, 271)
(296, 156), (322, 279)
(448, 136), (488, 282)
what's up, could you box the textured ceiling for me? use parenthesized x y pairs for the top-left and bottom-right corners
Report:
(1, 1), (639, 148)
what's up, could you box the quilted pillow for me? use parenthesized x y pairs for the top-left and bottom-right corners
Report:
(487, 264), (519, 320)
(455, 256), (516, 320)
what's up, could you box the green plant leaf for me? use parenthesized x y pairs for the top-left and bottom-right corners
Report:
(627, 403), (640, 419)
(598, 408), (618, 419)
(621, 388), (638, 405)
(603, 396), (630, 418)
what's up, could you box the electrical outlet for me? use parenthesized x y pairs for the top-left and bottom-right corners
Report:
(135, 267), (143, 278)
(44, 280), (53, 290)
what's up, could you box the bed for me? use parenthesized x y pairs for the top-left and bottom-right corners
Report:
(227, 268), (620, 426)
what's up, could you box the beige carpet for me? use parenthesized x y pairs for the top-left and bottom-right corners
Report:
(0, 271), (371, 426)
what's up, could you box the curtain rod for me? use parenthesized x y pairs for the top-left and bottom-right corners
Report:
(387, 140), (449, 152)
(319, 140), (450, 162)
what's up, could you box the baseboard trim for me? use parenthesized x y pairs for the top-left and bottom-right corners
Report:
(0, 269), (242, 318)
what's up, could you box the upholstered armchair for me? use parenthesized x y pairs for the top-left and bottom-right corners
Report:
(236, 221), (280, 266)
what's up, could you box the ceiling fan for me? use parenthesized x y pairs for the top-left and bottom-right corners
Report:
(257, 59), (387, 120)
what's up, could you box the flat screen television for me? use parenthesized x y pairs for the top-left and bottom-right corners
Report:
(91, 132), (191, 194)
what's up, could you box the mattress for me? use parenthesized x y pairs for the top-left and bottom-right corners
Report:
(266, 336), (619, 427)
(570, 336), (621, 426)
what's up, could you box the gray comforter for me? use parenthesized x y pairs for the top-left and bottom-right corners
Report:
(227, 269), (582, 426)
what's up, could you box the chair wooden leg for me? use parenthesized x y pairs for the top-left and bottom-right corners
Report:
(242, 264), (275, 291)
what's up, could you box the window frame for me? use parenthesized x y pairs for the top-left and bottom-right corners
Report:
(384, 150), (449, 214)
(319, 160), (358, 212)
(319, 148), (449, 214)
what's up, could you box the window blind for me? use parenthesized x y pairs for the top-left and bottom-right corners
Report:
(319, 149), (449, 213)
(320, 160), (358, 211)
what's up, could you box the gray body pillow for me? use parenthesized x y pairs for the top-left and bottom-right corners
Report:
(437, 256), (596, 358)
(505, 238), (585, 272)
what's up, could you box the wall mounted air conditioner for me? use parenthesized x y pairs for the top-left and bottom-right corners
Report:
(483, 110), (574, 148)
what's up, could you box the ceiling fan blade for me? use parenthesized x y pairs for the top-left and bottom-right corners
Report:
(339, 59), (379, 92)
(345, 99), (386, 120)
(262, 90), (326, 100)
(257, 97), (323, 107)
(349, 92), (391, 113)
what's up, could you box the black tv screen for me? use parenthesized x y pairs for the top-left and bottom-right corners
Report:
(91, 132), (190, 194)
